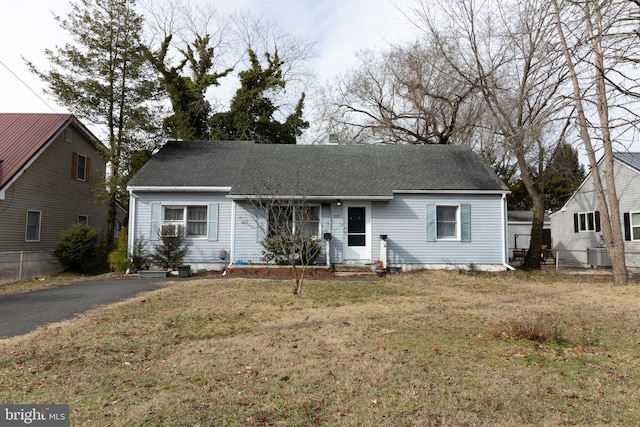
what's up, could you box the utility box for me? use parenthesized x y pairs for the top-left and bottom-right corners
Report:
(177, 265), (191, 277)
(587, 247), (611, 268)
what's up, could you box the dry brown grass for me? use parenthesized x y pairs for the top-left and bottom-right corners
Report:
(1, 270), (640, 426)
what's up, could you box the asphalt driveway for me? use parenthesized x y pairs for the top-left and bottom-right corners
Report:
(0, 278), (166, 339)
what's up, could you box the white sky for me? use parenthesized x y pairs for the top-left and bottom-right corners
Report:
(1, 0), (637, 155)
(0, 0), (418, 114)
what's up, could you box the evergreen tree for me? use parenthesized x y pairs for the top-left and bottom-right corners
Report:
(210, 49), (309, 144)
(506, 143), (584, 212)
(144, 34), (233, 140)
(27, 0), (160, 249)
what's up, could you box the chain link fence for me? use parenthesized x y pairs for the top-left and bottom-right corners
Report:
(0, 251), (63, 284)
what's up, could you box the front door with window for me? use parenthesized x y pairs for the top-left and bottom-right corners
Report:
(343, 203), (371, 261)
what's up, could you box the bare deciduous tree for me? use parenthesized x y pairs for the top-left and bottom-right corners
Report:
(242, 180), (323, 297)
(411, 0), (571, 269)
(550, 0), (640, 284)
(321, 40), (483, 145)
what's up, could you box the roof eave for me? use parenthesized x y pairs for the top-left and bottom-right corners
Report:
(393, 189), (511, 195)
(127, 186), (233, 192)
(228, 194), (394, 201)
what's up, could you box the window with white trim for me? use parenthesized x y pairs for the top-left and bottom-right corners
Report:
(578, 211), (595, 232)
(162, 206), (208, 237)
(25, 210), (41, 242)
(268, 205), (320, 237)
(632, 212), (640, 241)
(436, 205), (459, 239)
(426, 203), (471, 243)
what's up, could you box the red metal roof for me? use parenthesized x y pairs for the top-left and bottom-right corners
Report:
(0, 113), (72, 190)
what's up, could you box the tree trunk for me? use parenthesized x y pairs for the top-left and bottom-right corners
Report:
(523, 204), (545, 270)
(551, 0), (628, 284)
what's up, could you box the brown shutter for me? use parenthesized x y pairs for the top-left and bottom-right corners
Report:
(71, 152), (78, 179)
(85, 157), (91, 182)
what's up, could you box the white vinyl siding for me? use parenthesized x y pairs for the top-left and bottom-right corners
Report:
(550, 155), (640, 267)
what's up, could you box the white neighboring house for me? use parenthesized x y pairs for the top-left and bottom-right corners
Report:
(549, 152), (640, 268)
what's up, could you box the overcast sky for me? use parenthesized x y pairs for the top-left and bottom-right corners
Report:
(0, 0), (418, 114)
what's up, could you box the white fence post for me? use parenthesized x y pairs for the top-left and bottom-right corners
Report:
(19, 250), (24, 281)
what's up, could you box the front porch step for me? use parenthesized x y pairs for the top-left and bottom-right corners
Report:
(333, 264), (378, 277)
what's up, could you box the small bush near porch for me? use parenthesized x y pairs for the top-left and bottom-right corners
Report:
(1, 271), (639, 425)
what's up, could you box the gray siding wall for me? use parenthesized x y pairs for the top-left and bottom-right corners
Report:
(371, 194), (505, 266)
(551, 159), (640, 266)
(130, 192), (232, 267)
(0, 124), (108, 252)
(233, 201), (264, 263)
(134, 193), (506, 269)
(232, 200), (343, 264)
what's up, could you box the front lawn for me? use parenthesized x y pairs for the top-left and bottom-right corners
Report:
(1, 270), (639, 425)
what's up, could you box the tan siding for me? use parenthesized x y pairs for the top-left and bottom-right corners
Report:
(0, 124), (108, 252)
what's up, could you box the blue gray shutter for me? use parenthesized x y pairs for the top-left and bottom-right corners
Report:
(208, 203), (219, 241)
(321, 203), (332, 236)
(256, 206), (267, 242)
(595, 211), (601, 232)
(574, 214), (579, 233)
(150, 203), (161, 240)
(461, 203), (471, 242)
(426, 203), (436, 242)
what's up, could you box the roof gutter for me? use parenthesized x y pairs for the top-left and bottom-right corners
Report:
(227, 194), (394, 201)
(126, 186), (232, 192)
(393, 189), (510, 195)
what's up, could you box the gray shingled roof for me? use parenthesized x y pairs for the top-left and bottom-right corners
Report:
(614, 152), (640, 172)
(128, 141), (509, 196)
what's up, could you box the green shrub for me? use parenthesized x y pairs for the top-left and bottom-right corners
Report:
(261, 234), (321, 265)
(108, 227), (130, 273)
(149, 225), (189, 269)
(53, 223), (106, 273)
(130, 237), (151, 271)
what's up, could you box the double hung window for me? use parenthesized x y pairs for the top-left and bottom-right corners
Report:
(25, 210), (41, 242)
(162, 206), (208, 237)
(268, 205), (320, 237)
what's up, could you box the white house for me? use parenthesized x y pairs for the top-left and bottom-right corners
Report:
(550, 152), (640, 268)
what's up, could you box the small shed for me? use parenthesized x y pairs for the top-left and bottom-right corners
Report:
(507, 210), (551, 253)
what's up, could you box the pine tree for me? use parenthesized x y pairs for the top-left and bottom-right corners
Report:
(144, 33), (233, 140)
(27, 0), (160, 249)
(210, 49), (309, 144)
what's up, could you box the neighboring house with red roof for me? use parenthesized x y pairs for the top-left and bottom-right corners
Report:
(0, 114), (108, 262)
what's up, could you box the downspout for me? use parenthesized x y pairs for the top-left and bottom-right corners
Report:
(501, 193), (516, 271)
(127, 190), (137, 262)
(229, 200), (236, 266)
